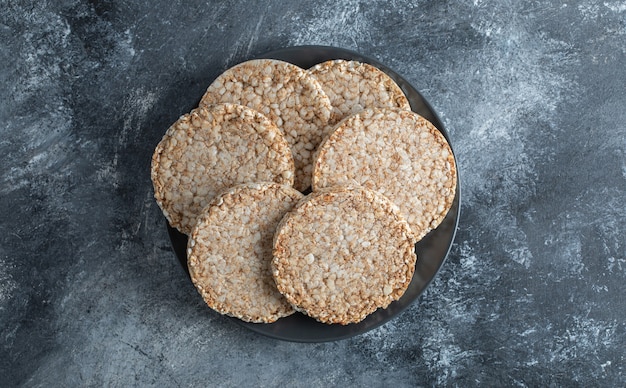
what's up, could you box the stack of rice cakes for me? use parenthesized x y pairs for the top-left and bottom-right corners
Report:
(151, 57), (457, 325)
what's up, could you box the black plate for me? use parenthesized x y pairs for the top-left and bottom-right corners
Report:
(166, 45), (461, 342)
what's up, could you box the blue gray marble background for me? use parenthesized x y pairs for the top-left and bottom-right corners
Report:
(1, 0), (625, 386)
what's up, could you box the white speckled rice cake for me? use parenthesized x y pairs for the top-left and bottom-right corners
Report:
(188, 182), (304, 323)
(312, 108), (457, 242)
(308, 59), (411, 125)
(151, 103), (294, 235)
(199, 59), (332, 191)
(272, 186), (416, 325)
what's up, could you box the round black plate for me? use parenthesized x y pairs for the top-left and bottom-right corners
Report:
(166, 45), (461, 342)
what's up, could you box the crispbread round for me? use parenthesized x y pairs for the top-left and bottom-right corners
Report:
(308, 59), (410, 125)
(312, 108), (457, 241)
(271, 186), (416, 325)
(199, 59), (332, 191)
(151, 103), (294, 235)
(188, 182), (304, 323)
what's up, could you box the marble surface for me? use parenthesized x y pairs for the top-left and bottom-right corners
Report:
(1, 0), (625, 386)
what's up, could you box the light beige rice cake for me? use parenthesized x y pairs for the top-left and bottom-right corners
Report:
(188, 182), (304, 323)
(312, 108), (457, 242)
(308, 59), (411, 125)
(272, 186), (416, 325)
(199, 59), (332, 191)
(151, 103), (295, 235)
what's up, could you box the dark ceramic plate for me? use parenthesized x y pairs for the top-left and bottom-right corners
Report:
(166, 45), (460, 342)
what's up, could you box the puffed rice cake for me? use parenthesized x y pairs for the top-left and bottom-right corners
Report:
(199, 59), (332, 191)
(188, 182), (304, 323)
(272, 186), (416, 325)
(151, 103), (295, 235)
(308, 59), (411, 125)
(312, 107), (457, 242)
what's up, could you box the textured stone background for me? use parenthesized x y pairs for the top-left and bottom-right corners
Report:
(1, 0), (625, 386)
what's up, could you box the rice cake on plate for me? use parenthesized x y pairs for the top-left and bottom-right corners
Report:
(188, 182), (303, 323)
(271, 186), (416, 325)
(200, 59), (332, 191)
(151, 103), (294, 235)
(312, 107), (457, 242)
(308, 59), (410, 125)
